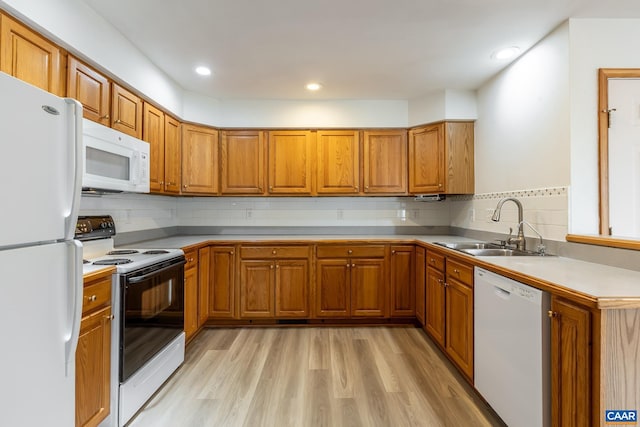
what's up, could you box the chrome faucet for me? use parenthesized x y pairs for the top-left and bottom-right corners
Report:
(491, 197), (526, 251)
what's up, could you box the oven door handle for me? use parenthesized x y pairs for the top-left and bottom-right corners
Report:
(127, 259), (187, 284)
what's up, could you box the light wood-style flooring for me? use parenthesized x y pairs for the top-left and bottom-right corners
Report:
(128, 327), (505, 427)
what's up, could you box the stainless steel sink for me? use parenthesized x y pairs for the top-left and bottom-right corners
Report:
(433, 241), (502, 250)
(433, 241), (553, 257)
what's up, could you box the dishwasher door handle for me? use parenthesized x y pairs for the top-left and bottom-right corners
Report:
(494, 286), (511, 299)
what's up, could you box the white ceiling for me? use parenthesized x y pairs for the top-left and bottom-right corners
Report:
(82, 0), (640, 101)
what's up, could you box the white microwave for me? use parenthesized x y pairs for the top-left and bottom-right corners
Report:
(82, 119), (150, 193)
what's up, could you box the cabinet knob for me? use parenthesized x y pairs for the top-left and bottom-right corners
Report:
(269, 186), (273, 191)
(87, 295), (97, 302)
(392, 250), (396, 255)
(365, 186), (369, 191)
(270, 264), (274, 269)
(351, 264), (355, 268)
(348, 249), (353, 254)
(438, 279), (444, 285)
(100, 114), (110, 120)
(430, 258), (435, 263)
(159, 181), (164, 185)
(346, 264), (350, 268)
(230, 251), (234, 255)
(272, 250), (277, 254)
(438, 183), (443, 188)
(548, 310), (558, 318)
(453, 269), (460, 274)
(276, 264), (280, 269)
(259, 187), (263, 192)
(354, 186), (359, 192)
(115, 119), (122, 124)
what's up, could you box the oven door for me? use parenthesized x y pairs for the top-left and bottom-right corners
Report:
(119, 257), (185, 382)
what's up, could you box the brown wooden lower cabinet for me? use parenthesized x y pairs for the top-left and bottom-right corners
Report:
(415, 246), (426, 325)
(239, 245), (311, 319)
(550, 296), (592, 427)
(207, 245), (236, 319)
(389, 245), (415, 317)
(315, 244), (387, 318)
(183, 249), (199, 341)
(425, 250), (446, 345)
(77, 269), (112, 427)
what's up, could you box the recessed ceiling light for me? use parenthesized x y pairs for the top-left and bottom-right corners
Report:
(195, 66), (211, 76)
(306, 82), (322, 91)
(491, 46), (521, 60)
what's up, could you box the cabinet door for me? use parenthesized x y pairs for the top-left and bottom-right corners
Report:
(111, 83), (142, 138)
(408, 124), (443, 193)
(415, 246), (426, 325)
(197, 246), (210, 326)
(182, 124), (219, 194)
(76, 306), (111, 427)
(184, 265), (198, 341)
(445, 278), (473, 380)
(209, 246), (236, 319)
(425, 265), (445, 347)
(362, 130), (407, 194)
(67, 56), (110, 126)
(315, 259), (350, 317)
(163, 115), (181, 194)
(550, 297), (591, 427)
(240, 260), (274, 318)
(268, 130), (313, 194)
(351, 258), (386, 317)
(0, 14), (64, 95)
(389, 245), (415, 317)
(316, 130), (360, 194)
(143, 103), (165, 193)
(220, 130), (265, 194)
(275, 259), (309, 317)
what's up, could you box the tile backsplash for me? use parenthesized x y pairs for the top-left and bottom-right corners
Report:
(80, 194), (451, 233)
(80, 187), (568, 241)
(449, 186), (569, 242)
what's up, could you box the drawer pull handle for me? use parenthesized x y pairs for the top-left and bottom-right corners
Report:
(548, 310), (558, 318)
(348, 250), (353, 254)
(453, 269), (460, 274)
(272, 250), (277, 254)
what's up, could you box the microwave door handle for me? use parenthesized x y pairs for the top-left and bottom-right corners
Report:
(127, 260), (186, 284)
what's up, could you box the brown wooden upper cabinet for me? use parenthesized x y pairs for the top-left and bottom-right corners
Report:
(220, 130), (265, 195)
(182, 124), (218, 195)
(111, 83), (143, 139)
(163, 115), (182, 194)
(362, 130), (407, 194)
(0, 13), (65, 96)
(409, 121), (474, 195)
(143, 103), (165, 193)
(67, 56), (110, 126)
(316, 130), (360, 194)
(268, 130), (314, 194)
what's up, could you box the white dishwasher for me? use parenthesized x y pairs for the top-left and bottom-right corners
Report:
(474, 267), (551, 427)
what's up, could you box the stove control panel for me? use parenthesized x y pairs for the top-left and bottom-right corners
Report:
(75, 215), (116, 241)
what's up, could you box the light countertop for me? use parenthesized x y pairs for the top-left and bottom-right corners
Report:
(122, 234), (640, 308)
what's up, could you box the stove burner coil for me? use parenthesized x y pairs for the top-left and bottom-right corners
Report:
(142, 250), (170, 255)
(108, 250), (139, 255)
(93, 258), (133, 265)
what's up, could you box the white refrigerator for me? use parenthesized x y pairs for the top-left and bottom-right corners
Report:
(0, 72), (84, 427)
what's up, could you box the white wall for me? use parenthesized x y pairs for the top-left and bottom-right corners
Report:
(568, 19), (640, 234)
(475, 22), (570, 193)
(408, 90), (477, 127)
(0, 0), (184, 117)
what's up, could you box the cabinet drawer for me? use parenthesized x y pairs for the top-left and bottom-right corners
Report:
(446, 258), (473, 287)
(184, 249), (198, 270)
(316, 245), (386, 258)
(82, 278), (111, 315)
(426, 250), (445, 271)
(241, 246), (310, 259)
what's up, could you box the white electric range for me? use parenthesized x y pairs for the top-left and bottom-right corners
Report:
(76, 215), (186, 427)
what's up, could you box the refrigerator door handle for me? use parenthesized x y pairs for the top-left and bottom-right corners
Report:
(65, 239), (83, 377)
(63, 99), (83, 240)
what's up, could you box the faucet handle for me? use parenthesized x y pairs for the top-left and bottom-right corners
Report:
(493, 239), (507, 247)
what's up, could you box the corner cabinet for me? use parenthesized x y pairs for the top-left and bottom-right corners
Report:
(182, 124), (219, 195)
(408, 121), (474, 195)
(0, 13), (65, 96)
(77, 269), (112, 427)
